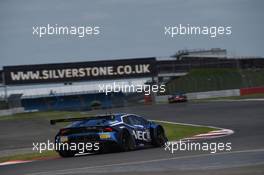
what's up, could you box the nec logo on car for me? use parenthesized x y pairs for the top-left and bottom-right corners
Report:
(132, 130), (151, 141)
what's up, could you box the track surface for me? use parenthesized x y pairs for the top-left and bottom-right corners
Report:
(1, 101), (264, 175)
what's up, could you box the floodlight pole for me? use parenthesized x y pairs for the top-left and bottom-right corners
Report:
(2, 71), (8, 101)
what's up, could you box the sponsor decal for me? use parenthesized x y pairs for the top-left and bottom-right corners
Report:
(3, 58), (156, 85)
(132, 130), (151, 141)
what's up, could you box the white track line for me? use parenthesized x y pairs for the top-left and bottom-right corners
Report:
(0, 160), (33, 166)
(151, 120), (234, 140)
(150, 119), (225, 130)
(27, 148), (264, 175)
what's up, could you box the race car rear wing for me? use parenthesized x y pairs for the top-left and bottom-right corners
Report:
(50, 117), (91, 125)
(50, 114), (115, 125)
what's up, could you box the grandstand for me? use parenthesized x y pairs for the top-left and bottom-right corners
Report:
(0, 100), (8, 110)
(172, 48), (227, 60)
(21, 92), (125, 111)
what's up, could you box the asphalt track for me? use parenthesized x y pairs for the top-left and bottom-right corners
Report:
(1, 101), (264, 175)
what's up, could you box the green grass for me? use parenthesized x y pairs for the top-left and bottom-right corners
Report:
(166, 68), (264, 94)
(0, 120), (216, 163)
(0, 150), (58, 163)
(157, 122), (215, 141)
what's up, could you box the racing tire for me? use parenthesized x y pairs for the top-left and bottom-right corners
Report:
(120, 130), (135, 151)
(58, 150), (75, 158)
(152, 127), (168, 147)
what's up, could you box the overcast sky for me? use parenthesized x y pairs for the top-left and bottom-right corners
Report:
(0, 0), (263, 68)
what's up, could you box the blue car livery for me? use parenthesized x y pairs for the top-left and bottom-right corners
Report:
(51, 113), (167, 157)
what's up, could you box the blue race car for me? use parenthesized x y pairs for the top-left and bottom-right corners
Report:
(50, 114), (168, 157)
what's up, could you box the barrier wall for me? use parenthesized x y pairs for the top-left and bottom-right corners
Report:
(0, 107), (24, 117)
(155, 89), (240, 103)
(155, 86), (264, 103)
(240, 86), (264, 96)
(154, 95), (169, 103)
(187, 89), (240, 100)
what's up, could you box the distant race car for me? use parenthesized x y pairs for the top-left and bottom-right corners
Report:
(168, 92), (187, 103)
(50, 114), (168, 157)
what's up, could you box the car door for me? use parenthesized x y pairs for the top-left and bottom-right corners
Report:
(129, 115), (151, 144)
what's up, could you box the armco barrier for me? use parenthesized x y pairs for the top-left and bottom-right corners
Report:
(240, 86), (264, 96)
(186, 89), (240, 100)
(155, 89), (240, 103)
